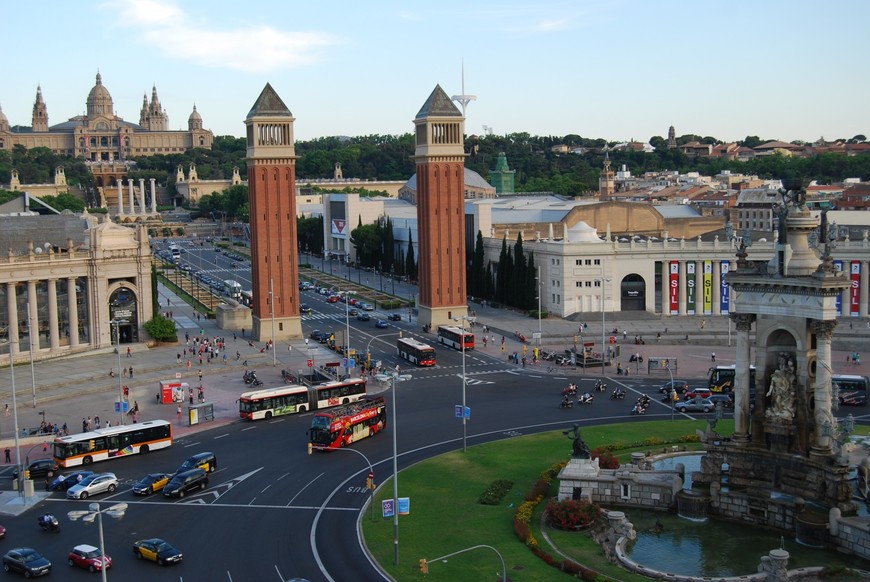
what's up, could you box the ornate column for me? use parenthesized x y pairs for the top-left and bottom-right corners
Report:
(678, 261), (687, 315)
(149, 178), (158, 214)
(138, 178), (147, 217)
(47, 279), (59, 350)
(731, 313), (756, 443)
(6, 282), (19, 355)
(712, 261), (721, 315)
(127, 179), (135, 214)
(811, 319), (837, 457)
(660, 262), (669, 315)
(67, 277), (79, 348)
(117, 182), (124, 216)
(27, 281), (39, 351)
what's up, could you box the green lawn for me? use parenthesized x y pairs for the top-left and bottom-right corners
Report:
(362, 419), (719, 581)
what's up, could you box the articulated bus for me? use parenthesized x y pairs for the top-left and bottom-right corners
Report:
(436, 325), (475, 350)
(397, 337), (436, 366)
(308, 396), (387, 450)
(239, 290), (253, 307)
(833, 374), (870, 406)
(53, 420), (173, 468)
(707, 364), (756, 393)
(239, 378), (367, 420)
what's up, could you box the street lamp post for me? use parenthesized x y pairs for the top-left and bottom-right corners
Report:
(4, 345), (24, 501)
(344, 289), (351, 377)
(112, 321), (125, 426)
(68, 502), (127, 582)
(537, 266), (542, 348)
(26, 302), (36, 407)
(390, 372), (411, 565)
(453, 316), (475, 453)
(666, 360), (675, 421)
(595, 277), (611, 374)
(269, 278), (276, 367)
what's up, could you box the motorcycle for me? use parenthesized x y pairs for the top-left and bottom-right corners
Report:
(38, 513), (60, 533)
(594, 379), (607, 392)
(561, 384), (577, 397)
(577, 392), (594, 405)
(630, 403), (646, 415)
(251, 377), (263, 387)
(559, 397), (574, 409)
(243, 371), (259, 384)
(610, 388), (625, 400)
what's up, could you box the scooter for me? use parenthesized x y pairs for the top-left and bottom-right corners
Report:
(559, 397), (574, 409)
(38, 513), (60, 533)
(578, 392), (594, 405)
(243, 371), (259, 384)
(561, 384), (577, 397)
(630, 403), (646, 415)
(594, 379), (607, 392)
(610, 388), (625, 400)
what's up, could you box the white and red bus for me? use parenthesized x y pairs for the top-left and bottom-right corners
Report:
(239, 378), (367, 420)
(308, 396), (387, 450)
(437, 325), (475, 350)
(53, 420), (173, 468)
(397, 337), (436, 366)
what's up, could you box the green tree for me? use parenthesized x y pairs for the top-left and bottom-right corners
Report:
(405, 229), (417, 282)
(144, 314), (177, 342)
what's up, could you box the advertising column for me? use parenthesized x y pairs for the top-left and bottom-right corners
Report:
(851, 261), (861, 317)
(703, 260), (713, 316)
(720, 261), (730, 315)
(686, 262), (696, 315)
(669, 261), (679, 315)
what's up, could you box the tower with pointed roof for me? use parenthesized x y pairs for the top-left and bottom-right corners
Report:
(244, 83), (302, 340)
(599, 152), (615, 200)
(31, 86), (48, 132)
(490, 152), (515, 194)
(667, 125), (676, 149)
(414, 85), (468, 327)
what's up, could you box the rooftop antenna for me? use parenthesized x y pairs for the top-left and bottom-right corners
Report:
(451, 60), (476, 118)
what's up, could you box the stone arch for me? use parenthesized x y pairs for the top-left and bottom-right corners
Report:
(108, 284), (140, 344)
(620, 273), (646, 311)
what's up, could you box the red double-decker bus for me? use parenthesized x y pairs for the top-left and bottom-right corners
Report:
(436, 325), (475, 350)
(307, 396), (387, 450)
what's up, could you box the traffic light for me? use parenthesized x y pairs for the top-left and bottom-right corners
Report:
(399, 331), (403, 338)
(419, 558), (428, 574)
(366, 471), (374, 490)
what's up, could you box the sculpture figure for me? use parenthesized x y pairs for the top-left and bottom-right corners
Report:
(564, 423), (591, 459)
(765, 355), (796, 422)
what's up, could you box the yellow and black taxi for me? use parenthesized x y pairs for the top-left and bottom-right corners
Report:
(132, 472), (172, 495)
(132, 538), (182, 566)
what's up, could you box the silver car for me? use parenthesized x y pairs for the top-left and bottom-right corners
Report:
(675, 398), (715, 413)
(66, 473), (118, 499)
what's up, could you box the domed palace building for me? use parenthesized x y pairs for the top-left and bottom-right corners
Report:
(0, 72), (213, 193)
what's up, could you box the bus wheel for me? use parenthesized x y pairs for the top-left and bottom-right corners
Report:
(298, 405), (307, 413)
(342, 399), (349, 405)
(265, 411), (273, 420)
(140, 445), (149, 454)
(83, 456), (93, 465)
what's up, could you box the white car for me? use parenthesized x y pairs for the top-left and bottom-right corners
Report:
(66, 473), (118, 499)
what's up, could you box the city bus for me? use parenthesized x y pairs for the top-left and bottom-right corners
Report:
(239, 289), (253, 307)
(707, 364), (756, 393)
(436, 325), (475, 351)
(833, 374), (870, 406)
(169, 245), (181, 264)
(53, 420), (173, 468)
(308, 396), (387, 450)
(239, 378), (367, 420)
(397, 337), (436, 366)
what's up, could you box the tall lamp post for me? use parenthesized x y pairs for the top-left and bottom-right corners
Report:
(68, 502), (127, 582)
(26, 302), (36, 407)
(390, 372), (411, 565)
(269, 279), (276, 367)
(453, 315), (475, 453)
(537, 266), (542, 348)
(111, 320), (125, 426)
(344, 288), (351, 377)
(3, 344), (24, 501)
(595, 277), (611, 374)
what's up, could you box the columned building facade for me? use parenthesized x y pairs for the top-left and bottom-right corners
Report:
(245, 84), (302, 341)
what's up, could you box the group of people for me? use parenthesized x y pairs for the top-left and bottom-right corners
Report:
(848, 352), (862, 366)
(177, 333), (232, 366)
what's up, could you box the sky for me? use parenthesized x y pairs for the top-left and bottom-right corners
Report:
(2, 0), (867, 144)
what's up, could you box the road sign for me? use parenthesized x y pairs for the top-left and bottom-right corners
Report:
(348, 358), (356, 368)
(382, 499), (395, 518)
(342, 358), (348, 368)
(175, 373), (182, 379)
(398, 497), (410, 515)
(455, 405), (470, 419)
(307, 359), (313, 368)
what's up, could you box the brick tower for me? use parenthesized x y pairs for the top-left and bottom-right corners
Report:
(244, 83), (302, 341)
(414, 85), (468, 327)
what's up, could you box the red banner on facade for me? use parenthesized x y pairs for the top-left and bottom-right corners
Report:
(669, 261), (679, 315)
(851, 261), (861, 316)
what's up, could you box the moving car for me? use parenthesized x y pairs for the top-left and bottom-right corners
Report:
(163, 468), (208, 498)
(68, 544), (112, 572)
(300, 303), (312, 314)
(12, 459), (58, 480)
(675, 398), (715, 413)
(684, 387), (713, 400)
(176, 451), (217, 473)
(348, 308), (359, 316)
(708, 394), (734, 409)
(66, 473), (118, 500)
(387, 313), (402, 321)
(356, 313), (371, 322)
(132, 538), (183, 566)
(48, 471), (93, 492)
(658, 380), (690, 394)
(310, 330), (329, 343)
(360, 302), (375, 311)
(326, 295), (339, 303)
(375, 320), (389, 329)
(2, 548), (51, 577)
(132, 472), (172, 495)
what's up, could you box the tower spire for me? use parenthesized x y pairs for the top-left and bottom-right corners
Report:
(450, 60), (476, 117)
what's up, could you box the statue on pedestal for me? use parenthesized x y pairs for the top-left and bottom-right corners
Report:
(766, 354), (796, 422)
(564, 423), (591, 459)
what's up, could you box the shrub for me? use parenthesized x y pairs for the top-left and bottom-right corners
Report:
(528, 309), (549, 319)
(478, 479), (513, 505)
(144, 315), (178, 342)
(545, 498), (603, 530)
(590, 447), (620, 469)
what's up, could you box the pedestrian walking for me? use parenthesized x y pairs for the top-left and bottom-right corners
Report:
(711, 352), (716, 362)
(177, 405), (182, 425)
(129, 366), (134, 378)
(198, 369), (203, 382)
(4, 448), (10, 463)
(233, 332), (237, 341)
(122, 367), (128, 378)
(42, 441), (47, 454)
(126, 346), (132, 358)
(94, 416), (100, 429)
(701, 320), (706, 330)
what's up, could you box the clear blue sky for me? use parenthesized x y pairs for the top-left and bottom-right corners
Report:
(3, 0), (866, 143)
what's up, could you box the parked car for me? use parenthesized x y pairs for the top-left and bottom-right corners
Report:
(132, 472), (172, 495)
(310, 330), (329, 343)
(132, 538), (183, 566)
(675, 398), (715, 413)
(326, 295), (339, 303)
(708, 394), (734, 409)
(66, 473), (118, 500)
(68, 544), (112, 573)
(12, 459), (58, 480)
(375, 320), (389, 329)
(387, 313), (402, 321)
(2, 548), (51, 577)
(163, 468), (209, 498)
(356, 313), (371, 322)
(48, 471), (93, 492)
(658, 380), (690, 394)
(684, 388), (713, 400)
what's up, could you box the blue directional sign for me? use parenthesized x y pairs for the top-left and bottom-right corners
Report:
(382, 499), (395, 519)
(114, 401), (129, 413)
(455, 405), (471, 419)
(398, 497), (410, 515)
(348, 358), (356, 368)
(341, 358), (348, 368)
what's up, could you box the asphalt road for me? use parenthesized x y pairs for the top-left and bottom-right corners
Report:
(0, 261), (738, 581)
